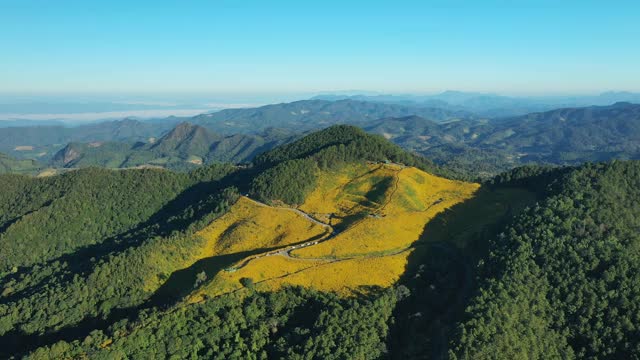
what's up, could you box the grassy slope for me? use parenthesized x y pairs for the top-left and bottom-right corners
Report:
(189, 162), (479, 298)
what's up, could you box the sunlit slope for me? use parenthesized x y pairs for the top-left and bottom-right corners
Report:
(196, 196), (329, 257)
(192, 163), (479, 298)
(299, 163), (398, 228)
(292, 164), (479, 258)
(208, 249), (412, 297)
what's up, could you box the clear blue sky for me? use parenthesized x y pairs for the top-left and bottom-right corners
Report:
(1, 0), (639, 95)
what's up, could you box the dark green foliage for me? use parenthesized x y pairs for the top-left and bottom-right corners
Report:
(452, 161), (640, 358)
(0, 168), (190, 270)
(26, 287), (399, 360)
(254, 125), (440, 172)
(0, 164), (238, 353)
(250, 158), (318, 204)
(239, 277), (254, 289)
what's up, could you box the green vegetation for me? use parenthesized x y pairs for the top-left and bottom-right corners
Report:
(0, 167), (192, 269)
(0, 164), (238, 356)
(27, 287), (401, 360)
(47, 122), (295, 171)
(2, 123), (640, 359)
(452, 161), (640, 358)
(0, 153), (41, 174)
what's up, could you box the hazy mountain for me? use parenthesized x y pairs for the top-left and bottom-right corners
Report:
(0, 118), (174, 159)
(0, 119), (67, 127)
(365, 102), (640, 175)
(0, 152), (42, 174)
(49, 122), (297, 170)
(314, 91), (640, 117)
(191, 99), (473, 133)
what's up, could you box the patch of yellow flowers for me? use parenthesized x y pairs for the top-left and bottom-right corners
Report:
(189, 164), (479, 299)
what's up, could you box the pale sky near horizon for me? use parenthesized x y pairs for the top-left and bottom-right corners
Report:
(1, 0), (639, 95)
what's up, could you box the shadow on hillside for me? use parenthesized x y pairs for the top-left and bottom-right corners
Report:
(148, 246), (277, 308)
(387, 185), (537, 359)
(0, 169), (259, 357)
(332, 174), (394, 231)
(1, 169), (255, 305)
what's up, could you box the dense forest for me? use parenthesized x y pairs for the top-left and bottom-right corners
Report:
(452, 161), (640, 359)
(1, 125), (640, 359)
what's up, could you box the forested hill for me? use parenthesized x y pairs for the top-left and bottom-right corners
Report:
(452, 161), (640, 358)
(48, 122), (297, 171)
(249, 125), (463, 204)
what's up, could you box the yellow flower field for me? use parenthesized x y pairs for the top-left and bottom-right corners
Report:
(142, 196), (328, 293)
(180, 163), (480, 300)
(194, 255), (330, 299)
(256, 250), (412, 296)
(196, 196), (329, 256)
(292, 166), (479, 259)
(299, 163), (398, 227)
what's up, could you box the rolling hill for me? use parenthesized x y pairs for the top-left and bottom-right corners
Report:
(0, 118), (174, 160)
(365, 102), (640, 175)
(49, 122), (297, 170)
(0, 153), (41, 174)
(2, 125), (640, 359)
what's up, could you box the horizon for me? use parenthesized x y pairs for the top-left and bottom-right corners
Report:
(2, 0), (640, 95)
(1, 89), (640, 123)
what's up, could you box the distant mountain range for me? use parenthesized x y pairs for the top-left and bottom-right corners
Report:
(0, 99), (471, 161)
(188, 99), (473, 133)
(313, 91), (640, 117)
(364, 102), (640, 175)
(49, 122), (297, 171)
(2, 99), (640, 176)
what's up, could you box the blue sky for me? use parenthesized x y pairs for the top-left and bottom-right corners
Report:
(1, 0), (639, 95)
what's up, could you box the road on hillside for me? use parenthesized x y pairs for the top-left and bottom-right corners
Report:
(242, 196), (332, 230)
(229, 164), (406, 270)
